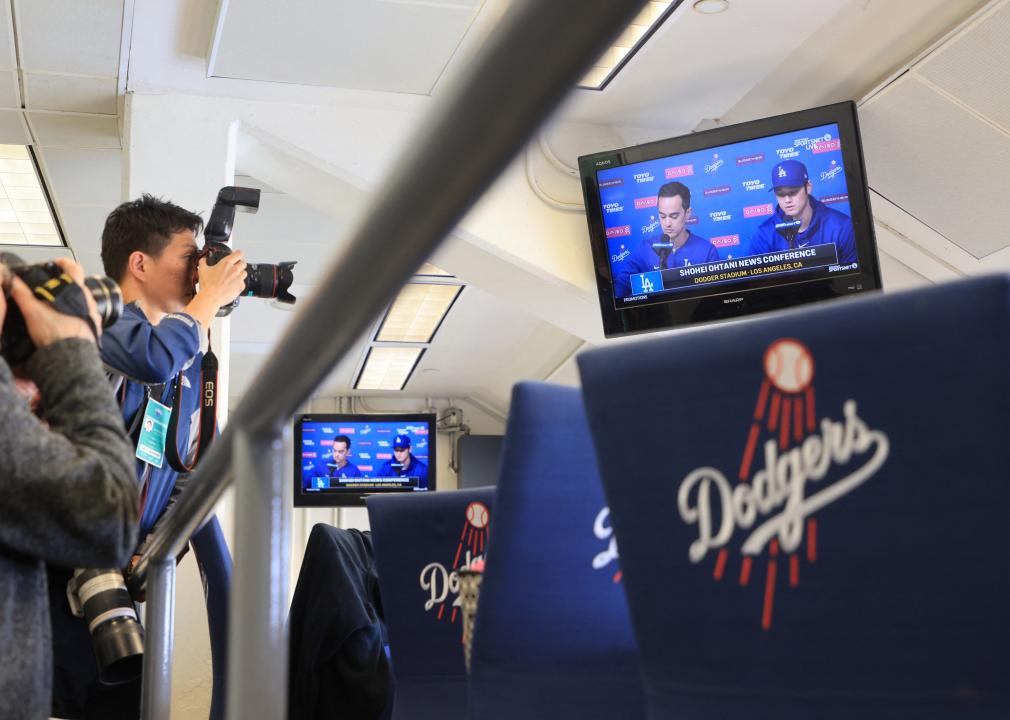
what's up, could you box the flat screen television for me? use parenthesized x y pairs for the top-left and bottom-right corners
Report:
(293, 413), (436, 507)
(579, 101), (882, 337)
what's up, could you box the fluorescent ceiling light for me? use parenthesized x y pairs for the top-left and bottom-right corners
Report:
(578, 1), (678, 90)
(375, 282), (462, 344)
(354, 347), (425, 391)
(0, 145), (64, 247)
(416, 262), (453, 277)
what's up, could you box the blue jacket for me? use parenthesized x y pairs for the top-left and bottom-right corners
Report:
(101, 303), (203, 536)
(749, 196), (857, 264)
(614, 231), (719, 298)
(100, 302), (232, 720)
(378, 455), (428, 482)
(329, 461), (362, 479)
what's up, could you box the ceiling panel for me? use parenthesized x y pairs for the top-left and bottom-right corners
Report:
(917, 1), (1010, 132)
(0, 2), (14, 71)
(16, 0), (124, 76)
(860, 76), (1010, 259)
(37, 148), (122, 206)
(210, 0), (484, 94)
(27, 112), (120, 149)
(25, 74), (118, 115)
(56, 204), (116, 255)
(0, 109), (30, 145)
(0, 71), (19, 109)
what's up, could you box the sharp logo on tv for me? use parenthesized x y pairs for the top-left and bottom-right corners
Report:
(704, 153), (724, 174)
(676, 338), (890, 630)
(744, 203), (774, 218)
(592, 506), (623, 583)
(595, 158), (613, 167)
(599, 177), (624, 188)
(606, 225), (632, 238)
(664, 164), (694, 179)
(603, 201), (624, 214)
(820, 161), (843, 182)
(633, 171), (656, 184)
(634, 196), (658, 209)
(419, 501), (490, 626)
(703, 185), (731, 197)
(737, 153), (765, 165)
(742, 179), (766, 192)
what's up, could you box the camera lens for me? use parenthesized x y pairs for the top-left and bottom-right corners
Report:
(69, 568), (144, 685)
(84, 276), (123, 327)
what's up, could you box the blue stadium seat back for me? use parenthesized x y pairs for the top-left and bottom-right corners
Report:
(367, 487), (495, 720)
(577, 275), (1010, 719)
(468, 382), (645, 719)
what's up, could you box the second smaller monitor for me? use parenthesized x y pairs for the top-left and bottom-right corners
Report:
(294, 413), (436, 507)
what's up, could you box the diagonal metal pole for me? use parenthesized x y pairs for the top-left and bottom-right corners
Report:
(132, 0), (654, 717)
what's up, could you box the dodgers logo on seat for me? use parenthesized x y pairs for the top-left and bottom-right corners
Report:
(677, 338), (890, 630)
(419, 501), (490, 626)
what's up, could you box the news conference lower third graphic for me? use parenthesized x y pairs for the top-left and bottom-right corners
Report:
(630, 244), (841, 297)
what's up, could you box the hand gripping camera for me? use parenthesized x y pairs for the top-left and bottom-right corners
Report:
(201, 186), (297, 316)
(0, 252), (122, 366)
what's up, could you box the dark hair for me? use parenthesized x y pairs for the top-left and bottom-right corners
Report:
(334, 435), (352, 450)
(101, 194), (204, 282)
(657, 181), (691, 209)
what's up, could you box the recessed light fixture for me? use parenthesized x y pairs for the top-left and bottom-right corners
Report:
(354, 347), (425, 391)
(578, 1), (680, 90)
(692, 0), (729, 15)
(375, 283), (462, 344)
(0, 145), (64, 247)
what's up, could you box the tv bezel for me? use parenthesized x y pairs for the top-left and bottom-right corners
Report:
(293, 412), (437, 508)
(578, 101), (883, 338)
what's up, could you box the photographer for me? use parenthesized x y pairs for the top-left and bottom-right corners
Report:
(49, 196), (246, 720)
(0, 257), (138, 720)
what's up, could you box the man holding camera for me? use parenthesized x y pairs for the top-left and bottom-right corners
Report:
(0, 257), (138, 720)
(49, 195), (246, 719)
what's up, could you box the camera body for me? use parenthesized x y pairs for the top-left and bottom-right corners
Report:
(201, 186), (296, 316)
(0, 253), (122, 366)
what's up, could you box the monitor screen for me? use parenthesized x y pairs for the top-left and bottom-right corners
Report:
(293, 413), (436, 507)
(579, 102), (882, 337)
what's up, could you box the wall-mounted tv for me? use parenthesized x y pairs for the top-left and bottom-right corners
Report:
(579, 101), (882, 337)
(293, 413), (436, 507)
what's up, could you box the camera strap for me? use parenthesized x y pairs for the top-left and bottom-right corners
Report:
(164, 331), (219, 473)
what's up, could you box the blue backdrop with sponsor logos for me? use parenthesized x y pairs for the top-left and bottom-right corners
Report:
(300, 420), (430, 485)
(597, 123), (851, 292)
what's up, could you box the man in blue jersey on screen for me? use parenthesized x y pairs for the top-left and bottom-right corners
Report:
(749, 159), (857, 264)
(614, 181), (720, 298)
(378, 434), (427, 482)
(328, 434), (362, 480)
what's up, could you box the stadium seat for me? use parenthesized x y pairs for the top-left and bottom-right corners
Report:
(367, 487), (496, 720)
(468, 382), (646, 719)
(578, 275), (1010, 719)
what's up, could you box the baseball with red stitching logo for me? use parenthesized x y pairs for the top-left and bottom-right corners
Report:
(466, 502), (489, 529)
(763, 338), (814, 393)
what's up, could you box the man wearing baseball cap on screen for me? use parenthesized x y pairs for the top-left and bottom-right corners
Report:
(378, 434), (428, 483)
(749, 159), (857, 263)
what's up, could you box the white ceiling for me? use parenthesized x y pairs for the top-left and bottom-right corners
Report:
(210, 0), (486, 95)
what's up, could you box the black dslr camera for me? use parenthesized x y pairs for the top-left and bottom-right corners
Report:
(0, 252), (122, 366)
(201, 186), (296, 316)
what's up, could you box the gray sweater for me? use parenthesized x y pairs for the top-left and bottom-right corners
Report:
(0, 338), (138, 720)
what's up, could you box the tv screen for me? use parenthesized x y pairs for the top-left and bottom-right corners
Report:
(293, 413), (436, 507)
(579, 101), (882, 337)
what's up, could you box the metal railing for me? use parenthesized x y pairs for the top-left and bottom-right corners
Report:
(132, 1), (652, 717)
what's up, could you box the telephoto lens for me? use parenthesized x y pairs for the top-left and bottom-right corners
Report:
(84, 275), (124, 327)
(67, 569), (145, 685)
